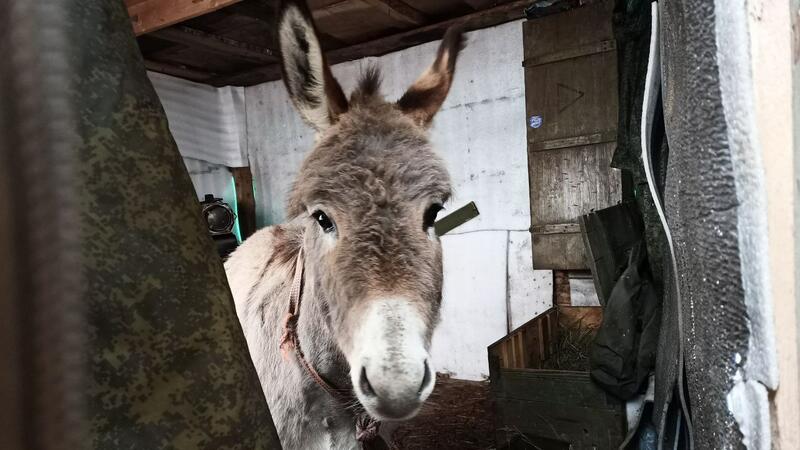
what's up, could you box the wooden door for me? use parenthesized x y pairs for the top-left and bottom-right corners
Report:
(524, 0), (621, 270)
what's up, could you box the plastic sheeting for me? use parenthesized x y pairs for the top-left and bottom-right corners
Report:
(183, 157), (236, 202)
(148, 71), (248, 167)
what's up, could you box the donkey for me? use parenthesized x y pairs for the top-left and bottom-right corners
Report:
(225, 1), (464, 448)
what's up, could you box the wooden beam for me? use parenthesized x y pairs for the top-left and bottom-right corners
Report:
(461, 0), (497, 10)
(231, 167), (257, 240)
(144, 59), (217, 82)
(211, 0), (538, 86)
(127, 0), (243, 36)
(150, 25), (276, 63)
(223, 0), (275, 23)
(210, 65), (283, 87)
(361, 0), (429, 25)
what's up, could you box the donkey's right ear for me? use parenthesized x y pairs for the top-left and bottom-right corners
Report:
(397, 26), (465, 127)
(277, 0), (348, 132)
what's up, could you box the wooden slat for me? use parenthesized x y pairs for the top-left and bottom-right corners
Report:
(211, 0), (538, 86)
(533, 231), (587, 269)
(231, 167), (257, 241)
(496, 399), (624, 448)
(488, 308), (559, 371)
(150, 25), (276, 63)
(496, 369), (619, 408)
(530, 223), (580, 234)
(362, 0), (429, 25)
(529, 130), (617, 152)
(143, 59), (217, 81)
(522, 39), (616, 67)
(127, 0), (243, 36)
(434, 201), (480, 236)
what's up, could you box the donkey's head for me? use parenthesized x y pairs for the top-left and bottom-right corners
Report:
(277, 1), (463, 421)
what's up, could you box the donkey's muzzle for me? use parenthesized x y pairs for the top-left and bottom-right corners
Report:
(356, 357), (434, 420)
(349, 297), (437, 420)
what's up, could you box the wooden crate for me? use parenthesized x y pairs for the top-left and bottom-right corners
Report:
(488, 305), (623, 449)
(489, 368), (626, 450)
(488, 308), (559, 370)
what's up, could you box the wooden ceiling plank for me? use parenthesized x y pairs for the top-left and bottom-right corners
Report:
(211, 0), (537, 86)
(144, 60), (218, 82)
(361, 0), (429, 25)
(224, 0), (275, 23)
(150, 25), (276, 63)
(209, 65), (283, 87)
(325, 0), (532, 64)
(461, 0), (500, 10)
(127, 0), (243, 36)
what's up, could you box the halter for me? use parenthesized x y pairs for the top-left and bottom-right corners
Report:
(279, 247), (382, 446)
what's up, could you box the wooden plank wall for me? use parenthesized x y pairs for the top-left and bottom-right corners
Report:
(524, 0), (621, 270)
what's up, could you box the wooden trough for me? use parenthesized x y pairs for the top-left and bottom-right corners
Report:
(488, 308), (626, 450)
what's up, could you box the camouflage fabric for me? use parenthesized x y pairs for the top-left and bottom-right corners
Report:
(70, 1), (281, 448)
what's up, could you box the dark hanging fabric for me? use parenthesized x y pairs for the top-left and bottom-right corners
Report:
(611, 0), (668, 296)
(589, 240), (661, 400)
(69, 0), (281, 448)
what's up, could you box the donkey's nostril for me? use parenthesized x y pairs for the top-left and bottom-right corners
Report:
(359, 366), (376, 397)
(418, 359), (432, 395)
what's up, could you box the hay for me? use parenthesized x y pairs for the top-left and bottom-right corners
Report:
(541, 320), (597, 372)
(389, 374), (495, 450)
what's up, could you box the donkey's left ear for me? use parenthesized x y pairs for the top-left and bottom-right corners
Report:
(278, 0), (348, 132)
(397, 27), (465, 127)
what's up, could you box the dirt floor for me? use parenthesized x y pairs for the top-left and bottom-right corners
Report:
(389, 374), (495, 450)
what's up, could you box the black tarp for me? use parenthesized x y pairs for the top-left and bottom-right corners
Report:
(590, 240), (661, 400)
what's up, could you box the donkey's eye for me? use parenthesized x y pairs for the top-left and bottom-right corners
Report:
(423, 204), (444, 230)
(312, 210), (335, 233)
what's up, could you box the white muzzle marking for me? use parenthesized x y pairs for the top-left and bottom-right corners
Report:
(350, 298), (435, 420)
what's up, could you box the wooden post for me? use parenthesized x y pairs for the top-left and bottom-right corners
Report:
(231, 167), (257, 241)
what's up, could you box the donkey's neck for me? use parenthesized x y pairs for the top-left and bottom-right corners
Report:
(295, 260), (352, 392)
